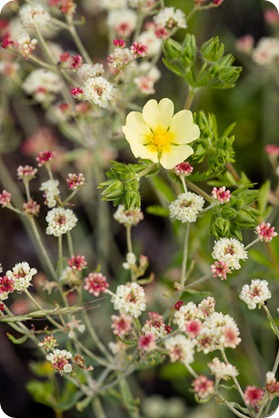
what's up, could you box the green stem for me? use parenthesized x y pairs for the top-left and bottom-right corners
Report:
(67, 231), (74, 258)
(136, 163), (158, 179)
(180, 223), (190, 285)
(66, 15), (93, 64)
(126, 226), (133, 254)
(180, 175), (187, 193)
(92, 397), (107, 418)
(29, 218), (57, 280)
(263, 305), (279, 339)
(217, 393), (250, 418)
(244, 238), (260, 250)
(184, 89), (195, 110)
(185, 179), (212, 202)
(58, 235), (63, 276)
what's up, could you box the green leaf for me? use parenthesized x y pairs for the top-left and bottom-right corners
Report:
(145, 205), (169, 217)
(6, 333), (28, 344)
(149, 176), (176, 202)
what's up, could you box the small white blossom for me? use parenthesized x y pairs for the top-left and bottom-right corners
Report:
(46, 207), (78, 237)
(40, 179), (60, 208)
(154, 7), (187, 30)
(107, 9), (137, 37)
(113, 205), (144, 226)
(112, 282), (146, 318)
(22, 69), (63, 104)
(19, 5), (51, 28)
(169, 192), (205, 223)
(16, 32), (38, 58)
(211, 238), (248, 270)
(138, 30), (162, 57)
(208, 357), (238, 381)
(122, 252), (137, 270)
(77, 63), (104, 81)
(6, 262), (37, 292)
(239, 279), (271, 309)
(164, 334), (195, 365)
(252, 37), (279, 66)
(108, 48), (133, 71)
(83, 76), (114, 108)
(46, 349), (72, 374)
(173, 302), (203, 332)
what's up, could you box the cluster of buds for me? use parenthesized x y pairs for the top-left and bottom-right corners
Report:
(60, 53), (83, 70)
(48, 0), (76, 15)
(84, 272), (109, 297)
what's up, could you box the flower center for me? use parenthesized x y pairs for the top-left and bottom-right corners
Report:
(145, 126), (175, 156)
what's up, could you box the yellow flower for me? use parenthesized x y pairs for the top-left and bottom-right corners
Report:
(122, 98), (200, 169)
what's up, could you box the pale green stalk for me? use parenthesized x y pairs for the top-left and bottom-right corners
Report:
(67, 231), (74, 258)
(180, 222), (190, 285)
(92, 397), (107, 418)
(185, 179), (212, 202)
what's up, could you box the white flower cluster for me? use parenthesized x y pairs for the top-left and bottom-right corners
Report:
(83, 76), (114, 108)
(22, 69), (63, 104)
(6, 262), (37, 292)
(138, 31), (162, 57)
(239, 279), (271, 309)
(19, 5), (51, 28)
(154, 7), (187, 29)
(211, 238), (248, 270)
(208, 357), (238, 381)
(169, 192), (205, 223)
(122, 252), (137, 270)
(252, 37), (279, 66)
(111, 282), (146, 318)
(164, 334), (195, 365)
(107, 9), (137, 37)
(173, 298), (241, 355)
(46, 349), (73, 374)
(114, 205), (144, 226)
(108, 48), (133, 71)
(40, 179), (60, 208)
(46, 207), (78, 237)
(77, 63), (104, 81)
(16, 32), (38, 58)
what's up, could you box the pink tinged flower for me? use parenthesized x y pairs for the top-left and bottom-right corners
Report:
(211, 186), (231, 203)
(265, 144), (279, 156)
(46, 349), (72, 374)
(130, 42), (148, 58)
(69, 54), (83, 69)
(66, 173), (86, 190)
(255, 222), (277, 242)
(239, 279), (271, 310)
(1, 33), (13, 49)
(212, 0), (224, 5)
(186, 319), (202, 338)
(138, 332), (156, 352)
(111, 314), (132, 337)
(222, 324), (241, 349)
(174, 162), (193, 177)
(0, 276), (15, 294)
(211, 261), (231, 280)
(244, 386), (264, 407)
(71, 87), (84, 96)
(192, 375), (214, 399)
(84, 272), (109, 296)
(198, 297), (216, 317)
(38, 335), (58, 351)
(165, 325), (172, 334)
(68, 255), (87, 271)
(17, 165), (38, 181)
(154, 26), (169, 39)
(113, 38), (126, 48)
(264, 9), (279, 24)
(23, 199), (40, 217)
(265, 372), (279, 395)
(36, 150), (56, 167)
(0, 190), (12, 207)
(174, 300), (184, 310)
(235, 35), (254, 54)
(0, 303), (4, 311)
(60, 52), (70, 62)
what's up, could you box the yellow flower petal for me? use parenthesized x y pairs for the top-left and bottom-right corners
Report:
(170, 110), (200, 144)
(142, 98), (174, 130)
(160, 144), (194, 169)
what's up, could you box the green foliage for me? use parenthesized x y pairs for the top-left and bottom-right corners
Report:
(99, 161), (142, 209)
(189, 111), (235, 180)
(210, 186), (260, 239)
(162, 34), (242, 91)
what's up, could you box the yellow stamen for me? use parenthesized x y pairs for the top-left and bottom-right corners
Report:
(144, 126), (175, 156)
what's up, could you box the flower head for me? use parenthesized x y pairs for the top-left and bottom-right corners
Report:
(239, 279), (271, 309)
(0, 190), (12, 207)
(112, 282), (146, 318)
(113, 205), (144, 226)
(122, 98), (200, 169)
(66, 173), (86, 190)
(46, 349), (72, 374)
(83, 76), (114, 108)
(255, 222), (277, 242)
(192, 375), (214, 400)
(211, 186), (231, 203)
(173, 162), (193, 177)
(111, 314), (133, 337)
(46, 207), (77, 237)
(244, 386), (264, 407)
(208, 357), (238, 381)
(164, 334), (195, 365)
(68, 255), (87, 271)
(169, 192), (204, 223)
(6, 262), (37, 292)
(84, 272), (109, 296)
(211, 238), (248, 270)
(138, 332), (156, 352)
